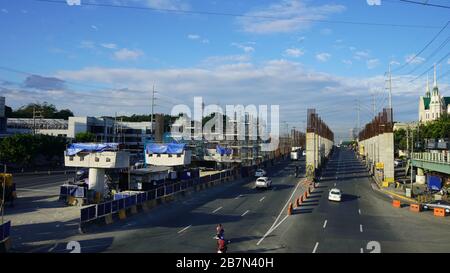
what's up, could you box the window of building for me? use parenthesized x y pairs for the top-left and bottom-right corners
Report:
(168, 154), (173, 158)
(69, 156), (74, 161)
(106, 158), (111, 162)
(177, 154), (181, 158)
(95, 157), (99, 162)
(80, 156), (84, 161)
(157, 154), (161, 157)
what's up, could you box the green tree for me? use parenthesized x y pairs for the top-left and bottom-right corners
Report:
(9, 102), (74, 120)
(75, 132), (96, 143)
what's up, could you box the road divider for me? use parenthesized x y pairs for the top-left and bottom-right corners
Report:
(409, 203), (422, 213)
(392, 200), (401, 208)
(434, 208), (446, 217)
(0, 221), (11, 253)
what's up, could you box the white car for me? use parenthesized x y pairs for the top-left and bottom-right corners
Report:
(255, 169), (267, 177)
(255, 177), (272, 189)
(328, 188), (342, 202)
(302, 150), (306, 156)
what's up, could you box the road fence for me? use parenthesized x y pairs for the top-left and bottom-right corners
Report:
(79, 168), (248, 228)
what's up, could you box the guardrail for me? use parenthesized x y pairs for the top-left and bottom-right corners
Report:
(79, 169), (241, 227)
(412, 152), (450, 164)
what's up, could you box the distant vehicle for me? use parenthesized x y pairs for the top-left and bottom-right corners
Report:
(302, 150), (306, 156)
(255, 169), (267, 177)
(255, 177), (272, 189)
(134, 160), (145, 169)
(423, 200), (450, 214)
(290, 150), (300, 160)
(394, 159), (404, 168)
(76, 168), (89, 180)
(328, 188), (342, 202)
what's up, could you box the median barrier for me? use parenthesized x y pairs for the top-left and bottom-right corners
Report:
(392, 200), (401, 208)
(410, 203), (422, 213)
(434, 208), (446, 217)
(0, 221), (11, 253)
(288, 203), (293, 215)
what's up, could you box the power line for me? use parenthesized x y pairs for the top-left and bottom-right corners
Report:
(410, 49), (450, 82)
(392, 20), (450, 73)
(397, 0), (450, 9)
(406, 34), (450, 75)
(35, 0), (442, 29)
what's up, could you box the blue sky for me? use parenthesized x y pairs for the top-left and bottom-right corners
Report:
(1, 0), (450, 140)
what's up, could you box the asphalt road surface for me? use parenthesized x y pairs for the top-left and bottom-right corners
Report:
(10, 148), (450, 253)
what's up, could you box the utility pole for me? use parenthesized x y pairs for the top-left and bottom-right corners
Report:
(388, 63), (392, 109)
(372, 94), (376, 118)
(150, 85), (156, 139)
(32, 107), (43, 135)
(356, 98), (360, 135)
(1, 164), (6, 225)
(411, 128), (414, 196)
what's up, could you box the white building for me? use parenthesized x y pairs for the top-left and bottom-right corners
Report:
(419, 66), (450, 123)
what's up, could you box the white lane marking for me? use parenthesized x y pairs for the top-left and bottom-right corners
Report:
(16, 188), (59, 193)
(358, 209), (361, 215)
(269, 215), (289, 233)
(241, 210), (250, 217)
(312, 242), (319, 253)
(178, 225), (191, 234)
(259, 196), (266, 202)
(235, 194), (243, 199)
(323, 220), (328, 229)
(48, 243), (58, 252)
(360, 224), (363, 233)
(334, 183), (336, 187)
(212, 207), (223, 213)
(360, 248), (364, 253)
(257, 180), (303, 246)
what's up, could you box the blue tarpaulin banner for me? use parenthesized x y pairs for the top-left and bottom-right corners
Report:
(427, 175), (442, 191)
(146, 143), (186, 154)
(66, 143), (119, 156)
(216, 145), (232, 156)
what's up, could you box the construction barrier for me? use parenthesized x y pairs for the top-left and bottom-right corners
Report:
(79, 169), (237, 227)
(392, 200), (401, 208)
(434, 208), (446, 217)
(409, 203), (422, 213)
(288, 203), (293, 215)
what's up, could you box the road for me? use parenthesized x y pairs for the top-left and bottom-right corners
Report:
(8, 148), (450, 253)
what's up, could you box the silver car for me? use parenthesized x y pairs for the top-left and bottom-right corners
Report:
(423, 200), (450, 214)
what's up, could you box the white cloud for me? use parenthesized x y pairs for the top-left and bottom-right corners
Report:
(354, 50), (370, 60)
(91, 25), (98, 31)
(342, 59), (352, 65)
(188, 34), (200, 40)
(320, 28), (332, 35)
(405, 54), (425, 64)
(298, 36), (306, 43)
(284, 48), (304, 58)
(202, 39), (210, 44)
(101, 43), (118, 49)
(448, 58), (450, 65)
(79, 40), (95, 49)
(232, 43), (255, 53)
(1, 58), (436, 141)
(238, 0), (346, 34)
(1, 9), (8, 13)
(201, 55), (251, 66)
(366, 59), (379, 69)
(113, 48), (143, 61)
(145, 0), (189, 9)
(316, 53), (331, 62)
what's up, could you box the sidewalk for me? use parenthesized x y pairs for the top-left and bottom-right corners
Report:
(370, 169), (417, 204)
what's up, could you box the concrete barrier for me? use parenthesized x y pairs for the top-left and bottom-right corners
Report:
(392, 200), (401, 208)
(410, 203), (422, 213)
(434, 208), (446, 217)
(130, 205), (138, 214)
(288, 203), (293, 215)
(0, 238), (11, 253)
(104, 214), (114, 224)
(118, 209), (127, 220)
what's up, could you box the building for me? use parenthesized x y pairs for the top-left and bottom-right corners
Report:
(6, 114), (165, 150)
(419, 66), (450, 123)
(0, 96), (6, 134)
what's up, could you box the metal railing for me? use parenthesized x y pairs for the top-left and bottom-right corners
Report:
(79, 169), (241, 225)
(412, 152), (450, 164)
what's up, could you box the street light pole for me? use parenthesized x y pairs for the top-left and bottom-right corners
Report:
(2, 164), (6, 225)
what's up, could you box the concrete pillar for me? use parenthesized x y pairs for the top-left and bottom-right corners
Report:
(379, 132), (394, 182)
(88, 168), (105, 195)
(306, 132), (316, 169)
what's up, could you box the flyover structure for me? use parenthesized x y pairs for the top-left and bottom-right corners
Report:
(305, 109), (334, 178)
(64, 143), (130, 198)
(358, 108), (394, 184)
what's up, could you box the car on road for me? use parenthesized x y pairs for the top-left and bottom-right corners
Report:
(76, 168), (89, 180)
(302, 150), (306, 156)
(394, 159), (404, 167)
(255, 169), (267, 177)
(255, 177), (272, 189)
(423, 200), (450, 214)
(328, 188), (342, 202)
